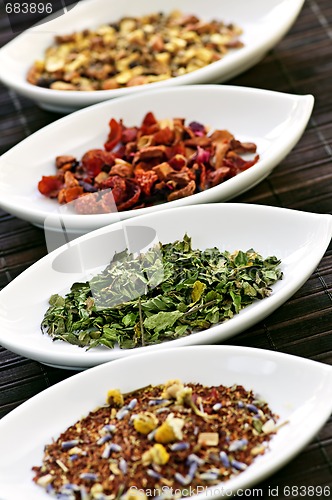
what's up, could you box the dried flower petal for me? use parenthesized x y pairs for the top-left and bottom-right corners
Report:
(154, 414), (185, 444)
(142, 443), (170, 466)
(106, 389), (124, 407)
(133, 412), (159, 435)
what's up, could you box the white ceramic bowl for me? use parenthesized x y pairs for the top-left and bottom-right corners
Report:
(0, 0), (305, 112)
(0, 203), (330, 370)
(0, 85), (314, 234)
(0, 345), (331, 500)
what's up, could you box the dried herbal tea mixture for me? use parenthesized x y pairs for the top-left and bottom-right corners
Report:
(41, 235), (282, 349)
(27, 11), (243, 91)
(32, 379), (280, 499)
(37, 112), (259, 214)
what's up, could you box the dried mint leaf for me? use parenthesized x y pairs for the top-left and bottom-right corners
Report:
(41, 235), (283, 349)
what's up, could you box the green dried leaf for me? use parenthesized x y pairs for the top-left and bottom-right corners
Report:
(41, 235), (282, 350)
(49, 294), (65, 307)
(122, 312), (137, 327)
(143, 310), (183, 333)
(191, 280), (206, 304)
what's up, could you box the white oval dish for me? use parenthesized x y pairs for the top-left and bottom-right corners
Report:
(0, 85), (314, 234)
(0, 345), (331, 500)
(0, 204), (331, 370)
(0, 0), (305, 113)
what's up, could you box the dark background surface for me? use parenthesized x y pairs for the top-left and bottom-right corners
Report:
(0, 0), (331, 498)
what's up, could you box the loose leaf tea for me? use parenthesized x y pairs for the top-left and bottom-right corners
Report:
(41, 235), (282, 349)
(32, 379), (281, 499)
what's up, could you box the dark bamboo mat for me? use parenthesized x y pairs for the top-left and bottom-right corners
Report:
(0, 0), (331, 498)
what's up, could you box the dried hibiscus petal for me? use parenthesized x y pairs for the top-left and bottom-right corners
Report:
(99, 175), (127, 204)
(121, 127), (138, 144)
(224, 153), (259, 172)
(38, 175), (63, 198)
(104, 118), (123, 151)
(82, 149), (115, 177)
(169, 154), (187, 170)
(117, 181), (141, 211)
(142, 112), (157, 127)
(192, 146), (211, 165)
(188, 121), (206, 136)
(140, 112), (159, 135)
(153, 127), (174, 146)
(208, 167), (231, 187)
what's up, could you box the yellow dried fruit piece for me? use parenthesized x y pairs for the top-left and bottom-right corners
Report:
(197, 432), (219, 446)
(36, 474), (53, 487)
(154, 414), (184, 444)
(106, 389), (124, 407)
(133, 412), (159, 435)
(250, 445), (266, 456)
(90, 484), (104, 496)
(142, 443), (170, 466)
